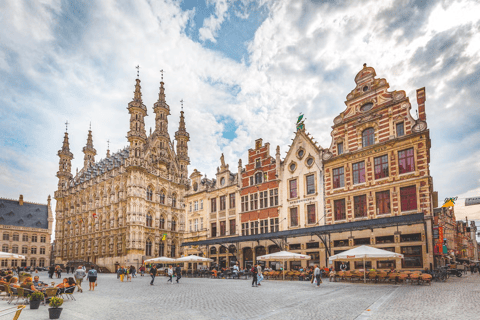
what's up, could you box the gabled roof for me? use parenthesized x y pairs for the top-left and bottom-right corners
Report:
(0, 199), (48, 229)
(283, 129), (322, 163)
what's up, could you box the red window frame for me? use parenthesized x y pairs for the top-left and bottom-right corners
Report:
(334, 199), (346, 221)
(289, 179), (298, 198)
(354, 195), (367, 218)
(376, 190), (391, 215)
(290, 207), (298, 227)
(352, 161), (365, 184)
(307, 204), (316, 224)
(332, 167), (344, 189)
(398, 148), (414, 174)
(362, 128), (375, 147)
(400, 186), (417, 212)
(374, 155), (389, 179)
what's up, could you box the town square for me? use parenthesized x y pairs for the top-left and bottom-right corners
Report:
(1, 0), (480, 319)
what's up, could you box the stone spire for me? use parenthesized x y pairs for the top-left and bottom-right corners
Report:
(175, 108), (190, 182)
(153, 75), (170, 141)
(83, 128), (97, 168)
(127, 74), (148, 159)
(57, 128), (74, 189)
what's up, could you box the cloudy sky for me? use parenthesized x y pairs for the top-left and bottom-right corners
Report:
(1, 0), (479, 222)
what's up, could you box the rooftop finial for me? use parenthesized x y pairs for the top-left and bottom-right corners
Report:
(65, 120), (69, 132)
(136, 65), (140, 79)
(180, 99), (184, 111)
(160, 69), (164, 81)
(363, 63), (367, 68)
(89, 121), (91, 131)
(107, 139), (110, 149)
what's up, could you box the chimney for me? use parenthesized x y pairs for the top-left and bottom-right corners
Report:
(19, 194), (24, 206)
(416, 87), (426, 121)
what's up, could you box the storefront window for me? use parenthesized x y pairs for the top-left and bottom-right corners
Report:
(401, 246), (423, 268)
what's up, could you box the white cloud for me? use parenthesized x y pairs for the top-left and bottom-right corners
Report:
(198, 0), (231, 43)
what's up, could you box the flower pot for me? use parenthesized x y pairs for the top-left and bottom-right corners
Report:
(48, 307), (63, 319)
(30, 300), (41, 309)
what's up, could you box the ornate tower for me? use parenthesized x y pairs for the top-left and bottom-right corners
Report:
(153, 76), (170, 151)
(127, 77), (148, 158)
(57, 129), (73, 189)
(82, 128), (97, 168)
(175, 109), (190, 181)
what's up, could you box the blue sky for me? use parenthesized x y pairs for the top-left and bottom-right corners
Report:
(0, 0), (479, 221)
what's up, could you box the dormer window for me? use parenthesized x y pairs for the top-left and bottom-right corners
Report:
(360, 102), (373, 112)
(362, 128), (375, 147)
(220, 177), (225, 186)
(255, 159), (261, 168)
(337, 142), (343, 155)
(193, 182), (198, 191)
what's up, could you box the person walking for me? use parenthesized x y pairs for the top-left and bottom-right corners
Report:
(48, 265), (54, 279)
(167, 266), (174, 283)
(120, 266), (125, 282)
(149, 264), (157, 285)
(88, 265), (97, 291)
(139, 265), (145, 277)
(314, 265), (322, 288)
(251, 264), (258, 287)
(74, 266), (86, 293)
(175, 264), (182, 283)
(126, 267), (132, 282)
(131, 266), (136, 278)
(256, 264), (263, 286)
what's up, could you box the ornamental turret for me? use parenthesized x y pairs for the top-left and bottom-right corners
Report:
(153, 75), (171, 152)
(57, 129), (73, 189)
(82, 127), (97, 168)
(175, 108), (190, 180)
(127, 76), (148, 158)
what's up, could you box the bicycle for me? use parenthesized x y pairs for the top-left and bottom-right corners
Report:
(432, 268), (448, 282)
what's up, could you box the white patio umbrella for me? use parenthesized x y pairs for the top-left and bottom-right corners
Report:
(0, 252), (26, 260)
(144, 256), (176, 264)
(175, 255), (214, 263)
(256, 251), (311, 280)
(329, 245), (404, 283)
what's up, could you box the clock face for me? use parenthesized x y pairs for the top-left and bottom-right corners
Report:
(412, 121), (427, 132)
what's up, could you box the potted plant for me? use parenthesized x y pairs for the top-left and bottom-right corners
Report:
(28, 291), (44, 309)
(19, 272), (32, 283)
(48, 297), (64, 319)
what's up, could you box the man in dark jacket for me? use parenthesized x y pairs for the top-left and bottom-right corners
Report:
(149, 265), (157, 286)
(48, 266), (55, 279)
(251, 265), (258, 287)
(175, 265), (182, 283)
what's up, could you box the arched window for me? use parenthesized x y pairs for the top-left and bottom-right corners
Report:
(160, 192), (165, 204)
(171, 219), (176, 231)
(219, 246), (227, 254)
(255, 172), (263, 184)
(39, 259), (45, 267)
(30, 258), (36, 267)
(159, 216), (165, 229)
(13, 233), (19, 241)
(159, 243), (164, 256)
(1, 244), (8, 252)
(362, 128), (375, 147)
(146, 187), (153, 201)
(12, 245), (18, 254)
(146, 214), (152, 227)
(171, 244), (176, 257)
(145, 240), (152, 256)
(172, 195), (177, 208)
(210, 247), (217, 255)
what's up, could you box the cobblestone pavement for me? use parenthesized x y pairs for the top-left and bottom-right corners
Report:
(6, 271), (480, 320)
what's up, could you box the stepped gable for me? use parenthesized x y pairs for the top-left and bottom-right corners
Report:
(0, 198), (48, 229)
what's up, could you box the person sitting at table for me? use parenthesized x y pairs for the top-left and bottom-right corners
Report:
(67, 277), (76, 289)
(389, 266), (396, 273)
(20, 277), (39, 292)
(329, 268), (337, 282)
(33, 276), (47, 287)
(56, 278), (70, 289)
(9, 277), (20, 288)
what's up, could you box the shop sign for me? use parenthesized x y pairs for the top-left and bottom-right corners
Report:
(433, 226), (439, 239)
(350, 146), (387, 160)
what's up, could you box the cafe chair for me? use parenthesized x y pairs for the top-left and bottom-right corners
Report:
(44, 288), (58, 305)
(64, 286), (76, 301)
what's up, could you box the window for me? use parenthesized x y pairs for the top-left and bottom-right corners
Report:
(360, 102), (373, 111)
(337, 142), (343, 155)
(307, 204), (316, 224)
(289, 179), (298, 198)
(259, 191), (268, 209)
(306, 174), (315, 195)
(200, 218), (204, 230)
(376, 191), (391, 215)
(270, 218), (279, 233)
(194, 201), (198, 211)
(289, 244), (301, 250)
(260, 219), (268, 233)
(269, 189), (278, 206)
(376, 236), (394, 244)
(159, 243), (164, 256)
(230, 219), (236, 235)
(374, 155), (389, 179)
(401, 246), (423, 268)
(189, 220), (192, 231)
(12, 246), (18, 253)
(200, 200), (203, 209)
(171, 219), (176, 231)
(22, 246), (28, 254)
(211, 198), (217, 212)
(160, 192), (165, 204)
(39, 259), (45, 267)
(211, 223), (217, 237)
(30, 259), (36, 267)
(298, 149), (305, 158)
(0, 260), (7, 267)
(290, 207), (299, 227)
(31, 247), (37, 254)
(401, 233), (421, 242)
(145, 240), (152, 256)
(352, 161), (365, 184)
(22, 234), (28, 242)
(171, 244), (176, 257)
(362, 128), (375, 147)
(2, 233), (9, 241)
(354, 260), (372, 269)
(354, 195), (367, 218)
(171, 196), (176, 207)
(332, 167), (344, 189)
(396, 122), (405, 137)
(242, 223), (249, 236)
(146, 215), (152, 227)
(220, 195), (226, 211)
(40, 236), (46, 243)
(354, 238), (370, 245)
(194, 219), (198, 231)
(146, 187), (153, 201)
(398, 148), (414, 174)
(1, 245), (8, 252)
(255, 172), (263, 184)
(250, 221), (258, 235)
(40, 247), (46, 255)
(193, 182), (198, 191)
(255, 158), (261, 168)
(250, 193), (258, 210)
(220, 221), (226, 236)
(306, 157), (314, 166)
(229, 193), (235, 208)
(159, 216), (165, 229)
(249, 177), (254, 186)
(334, 199), (346, 221)
(11, 260), (17, 267)
(290, 163), (296, 171)
(400, 186), (417, 212)
(306, 242), (319, 249)
(241, 196), (249, 212)
(13, 234), (19, 241)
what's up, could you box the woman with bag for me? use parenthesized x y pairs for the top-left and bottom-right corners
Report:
(314, 265), (322, 288)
